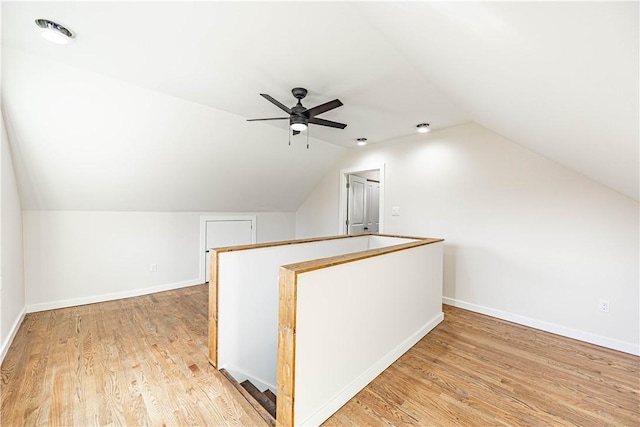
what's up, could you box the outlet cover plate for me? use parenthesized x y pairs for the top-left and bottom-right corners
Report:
(599, 300), (610, 312)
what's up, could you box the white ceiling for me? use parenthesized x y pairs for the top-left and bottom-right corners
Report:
(1, 1), (638, 212)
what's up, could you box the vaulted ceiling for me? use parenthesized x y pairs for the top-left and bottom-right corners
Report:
(2, 1), (637, 212)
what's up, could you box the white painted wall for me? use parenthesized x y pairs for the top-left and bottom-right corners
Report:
(294, 242), (444, 426)
(296, 172), (342, 238)
(215, 234), (436, 411)
(1, 113), (26, 362)
(217, 235), (371, 390)
(296, 123), (640, 354)
(23, 211), (295, 312)
(368, 235), (415, 249)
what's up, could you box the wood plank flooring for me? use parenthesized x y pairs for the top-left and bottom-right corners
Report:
(1, 285), (265, 426)
(2, 284), (638, 426)
(324, 305), (640, 426)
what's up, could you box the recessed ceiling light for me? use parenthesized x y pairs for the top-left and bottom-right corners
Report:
(35, 19), (74, 45)
(416, 123), (430, 133)
(356, 138), (367, 146)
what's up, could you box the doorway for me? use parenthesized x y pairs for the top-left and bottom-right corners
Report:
(339, 165), (385, 235)
(199, 215), (256, 283)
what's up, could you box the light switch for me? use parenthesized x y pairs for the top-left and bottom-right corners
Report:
(391, 206), (400, 216)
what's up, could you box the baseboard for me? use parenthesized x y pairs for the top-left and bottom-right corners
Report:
(301, 311), (445, 427)
(442, 297), (640, 356)
(1, 306), (26, 364)
(26, 279), (203, 313)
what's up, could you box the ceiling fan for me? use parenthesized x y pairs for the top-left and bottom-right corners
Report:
(247, 87), (347, 135)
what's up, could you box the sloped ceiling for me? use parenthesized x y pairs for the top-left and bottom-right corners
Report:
(1, 1), (637, 213)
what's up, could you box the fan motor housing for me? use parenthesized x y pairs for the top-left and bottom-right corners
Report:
(292, 104), (307, 116)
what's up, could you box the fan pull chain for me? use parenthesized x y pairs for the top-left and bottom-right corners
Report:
(307, 127), (310, 149)
(288, 129), (291, 146)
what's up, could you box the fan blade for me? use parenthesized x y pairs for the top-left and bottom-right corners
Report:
(308, 117), (347, 129)
(292, 130), (300, 136)
(260, 94), (292, 114)
(305, 99), (343, 118)
(246, 117), (288, 121)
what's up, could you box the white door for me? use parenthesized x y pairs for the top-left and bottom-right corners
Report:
(347, 175), (367, 234)
(205, 220), (253, 283)
(365, 180), (380, 233)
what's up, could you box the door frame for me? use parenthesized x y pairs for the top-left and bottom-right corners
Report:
(339, 163), (385, 235)
(199, 214), (257, 283)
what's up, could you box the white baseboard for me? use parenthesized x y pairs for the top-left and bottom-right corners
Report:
(1, 307), (26, 364)
(26, 279), (203, 313)
(442, 297), (640, 356)
(301, 311), (445, 427)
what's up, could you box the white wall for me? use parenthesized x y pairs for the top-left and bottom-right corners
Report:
(1, 112), (26, 362)
(296, 123), (640, 354)
(217, 235), (371, 390)
(23, 211), (295, 312)
(294, 242), (443, 426)
(296, 173), (341, 238)
(368, 235), (416, 249)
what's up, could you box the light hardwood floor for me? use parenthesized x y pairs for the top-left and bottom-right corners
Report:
(324, 306), (639, 426)
(2, 284), (638, 426)
(1, 285), (265, 426)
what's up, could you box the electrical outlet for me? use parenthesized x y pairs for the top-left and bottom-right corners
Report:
(599, 300), (610, 312)
(391, 206), (400, 216)
(150, 263), (157, 272)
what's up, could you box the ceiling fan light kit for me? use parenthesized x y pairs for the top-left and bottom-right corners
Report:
(247, 87), (347, 144)
(35, 19), (74, 44)
(290, 115), (308, 132)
